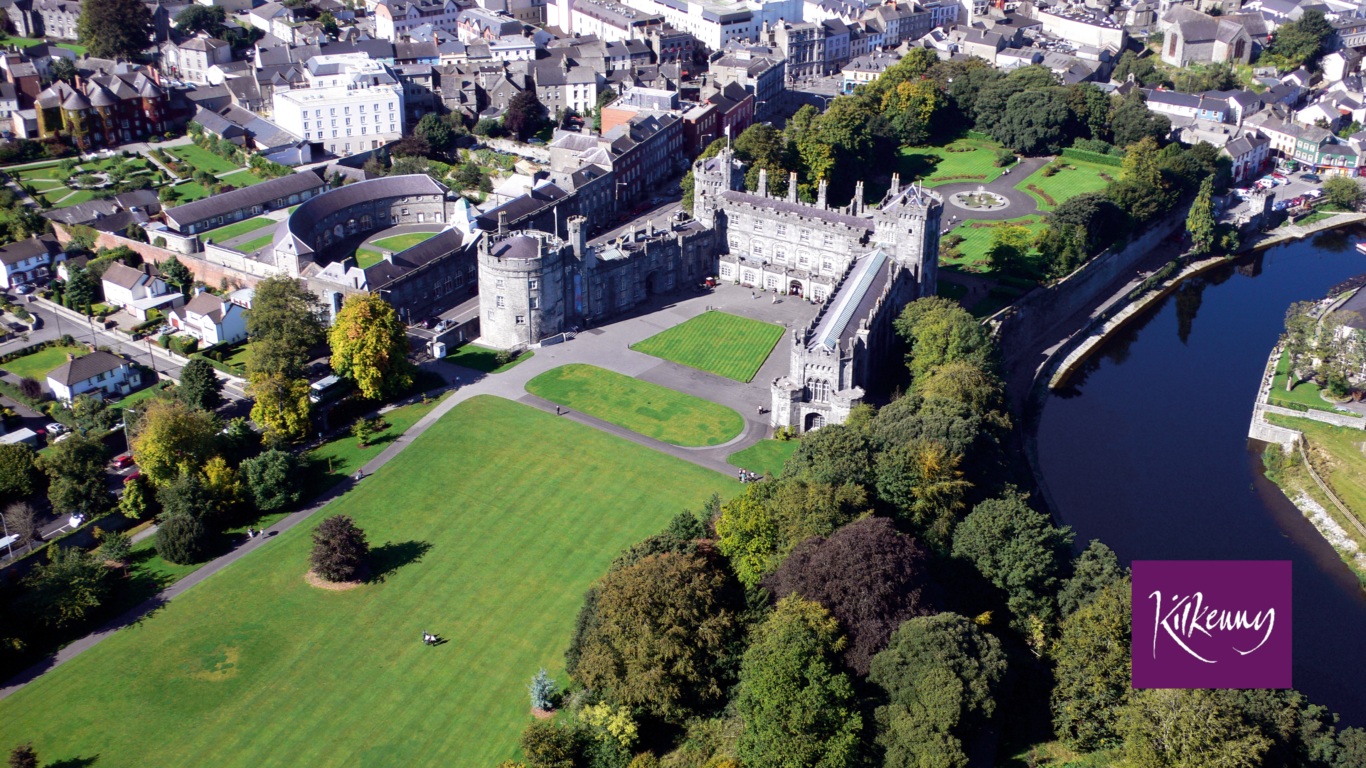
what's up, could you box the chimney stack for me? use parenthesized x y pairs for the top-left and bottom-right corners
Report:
(817, 179), (827, 209)
(890, 172), (900, 196)
(758, 167), (769, 197)
(853, 180), (865, 215)
(497, 210), (507, 237)
(787, 171), (798, 203)
(66, 352), (75, 361)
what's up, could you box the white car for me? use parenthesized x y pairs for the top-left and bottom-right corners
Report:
(45, 422), (67, 435)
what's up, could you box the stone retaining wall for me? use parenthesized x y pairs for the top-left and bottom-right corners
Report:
(52, 224), (264, 290)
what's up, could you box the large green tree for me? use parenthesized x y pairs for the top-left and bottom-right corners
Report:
(715, 478), (870, 586)
(1270, 9), (1333, 67)
(993, 89), (1074, 155)
(0, 444), (41, 506)
(327, 294), (413, 400)
(1118, 689), (1271, 768)
(569, 552), (739, 722)
(39, 432), (111, 517)
(20, 545), (112, 629)
(245, 274), (326, 379)
(505, 89), (548, 141)
(241, 449), (303, 511)
(1057, 539), (1126, 618)
(1324, 176), (1362, 211)
(868, 613), (1009, 768)
(874, 439), (971, 547)
(1051, 579), (1131, 751)
(894, 297), (998, 385)
(1187, 176), (1216, 254)
(735, 595), (862, 768)
(177, 357), (224, 412)
(951, 489), (1073, 634)
(783, 423), (879, 487)
(131, 398), (220, 487)
(77, 0), (154, 61)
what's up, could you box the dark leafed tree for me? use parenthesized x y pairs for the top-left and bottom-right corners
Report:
(245, 274), (325, 379)
(154, 514), (209, 565)
(18, 377), (41, 401)
(160, 256), (193, 291)
(505, 89), (548, 141)
(570, 552), (739, 722)
(783, 423), (880, 487)
(1052, 579), (1131, 751)
(869, 613), (1009, 768)
(242, 449), (302, 511)
(309, 514), (370, 582)
(414, 113), (454, 153)
(21, 545), (112, 629)
(736, 595), (862, 768)
(1057, 539), (1126, 618)
(39, 432), (112, 517)
(7, 742), (38, 768)
(763, 517), (938, 675)
(77, 0), (154, 60)
(177, 357), (223, 412)
(392, 133), (431, 159)
(174, 4), (226, 34)
(0, 444), (41, 506)
(50, 57), (77, 85)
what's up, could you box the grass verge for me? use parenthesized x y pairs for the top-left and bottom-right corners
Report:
(727, 439), (798, 479)
(630, 311), (785, 382)
(444, 344), (533, 374)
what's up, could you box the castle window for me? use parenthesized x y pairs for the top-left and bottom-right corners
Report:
(496, 295), (505, 307)
(776, 223), (786, 237)
(774, 247), (786, 263)
(529, 279), (537, 289)
(531, 297), (539, 309)
(799, 255), (809, 268)
(752, 219), (763, 232)
(753, 244), (763, 257)
(720, 263), (733, 278)
(496, 278), (504, 288)
(516, 315), (525, 324)
(799, 229), (809, 242)
(823, 234), (833, 247)
(823, 261), (833, 272)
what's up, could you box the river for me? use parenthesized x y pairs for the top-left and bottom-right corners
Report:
(1035, 229), (1366, 727)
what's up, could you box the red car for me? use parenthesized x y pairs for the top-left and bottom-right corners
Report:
(112, 455), (135, 469)
(123, 470), (143, 485)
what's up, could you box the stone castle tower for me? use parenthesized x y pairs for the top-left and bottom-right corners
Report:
(477, 212), (572, 350)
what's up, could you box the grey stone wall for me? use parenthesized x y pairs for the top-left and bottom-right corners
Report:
(478, 232), (569, 350)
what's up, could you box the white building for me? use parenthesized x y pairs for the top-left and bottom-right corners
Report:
(170, 291), (248, 345)
(553, 0), (662, 41)
(46, 351), (143, 404)
(272, 54), (406, 156)
(617, 0), (801, 50)
(0, 235), (63, 289)
(374, 0), (464, 42)
(101, 261), (182, 321)
(161, 34), (233, 86)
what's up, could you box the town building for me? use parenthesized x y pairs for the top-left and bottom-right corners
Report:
(34, 69), (169, 150)
(551, 0), (663, 42)
(100, 262), (183, 321)
(161, 34), (234, 85)
(164, 171), (328, 235)
(168, 290), (249, 345)
(842, 51), (901, 93)
(1160, 6), (1254, 67)
(374, 0), (464, 41)
(690, 147), (942, 431)
(271, 54), (406, 155)
(0, 235), (63, 289)
(46, 351), (143, 403)
(707, 43), (785, 121)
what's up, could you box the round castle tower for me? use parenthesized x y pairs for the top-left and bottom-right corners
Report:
(476, 213), (573, 350)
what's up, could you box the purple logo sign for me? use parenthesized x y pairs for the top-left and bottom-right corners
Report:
(1131, 561), (1291, 689)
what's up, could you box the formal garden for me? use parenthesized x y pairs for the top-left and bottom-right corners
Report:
(1014, 156), (1117, 211)
(526, 364), (745, 447)
(0, 396), (735, 768)
(897, 136), (1014, 187)
(630, 311), (786, 383)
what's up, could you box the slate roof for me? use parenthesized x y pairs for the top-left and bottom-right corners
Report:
(167, 171), (327, 227)
(490, 235), (540, 260)
(476, 183), (570, 230)
(182, 291), (225, 321)
(0, 235), (59, 266)
(364, 228), (467, 287)
(720, 190), (869, 229)
(275, 174), (449, 254)
(47, 351), (130, 387)
(102, 261), (153, 289)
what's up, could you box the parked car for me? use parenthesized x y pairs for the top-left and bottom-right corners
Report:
(1301, 173), (1321, 182)
(1255, 178), (1275, 190)
(124, 470), (142, 485)
(112, 455), (135, 469)
(528, 138), (546, 145)
(45, 422), (67, 436)
(14, 284), (33, 295)
(1306, 188), (1324, 199)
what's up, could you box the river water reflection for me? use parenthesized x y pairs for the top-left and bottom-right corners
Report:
(1036, 229), (1366, 726)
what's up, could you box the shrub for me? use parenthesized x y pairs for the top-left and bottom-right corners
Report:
(309, 514), (370, 582)
(994, 149), (1016, 167)
(155, 514), (209, 565)
(18, 377), (41, 401)
(242, 449), (302, 510)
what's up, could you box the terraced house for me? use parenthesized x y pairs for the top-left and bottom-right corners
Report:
(34, 69), (168, 150)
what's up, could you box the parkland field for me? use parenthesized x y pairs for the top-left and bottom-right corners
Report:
(527, 364), (745, 446)
(0, 396), (735, 768)
(630, 310), (785, 382)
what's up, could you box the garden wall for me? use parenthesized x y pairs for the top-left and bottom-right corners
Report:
(993, 207), (1189, 357)
(51, 224), (263, 291)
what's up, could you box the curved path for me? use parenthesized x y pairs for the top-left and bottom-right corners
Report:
(0, 283), (803, 699)
(931, 155), (1051, 223)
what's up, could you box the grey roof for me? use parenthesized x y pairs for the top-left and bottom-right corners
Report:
(720, 190), (869, 230)
(396, 40), (439, 60)
(0, 235), (59, 266)
(476, 183), (569, 230)
(182, 291), (226, 321)
(102, 261), (152, 289)
(365, 228), (467, 287)
(167, 171), (327, 227)
(810, 249), (890, 351)
(275, 174), (449, 254)
(490, 235), (540, 260)
(47, 351), (130, 387)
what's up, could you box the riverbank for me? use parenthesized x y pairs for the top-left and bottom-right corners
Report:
(1241, 211), (1366, 253)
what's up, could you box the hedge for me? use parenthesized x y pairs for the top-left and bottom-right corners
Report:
(965, 130), (995, 142)
(190, 352), (245, 377)
(1061, 148), (1125, 167)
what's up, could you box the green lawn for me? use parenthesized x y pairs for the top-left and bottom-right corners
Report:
(3, 37), (86, 54)
(115, 381), (172, 410)
(202, 215), (276, 245)
(1266, 412), (1366, 545)
(0, 396), (734, 768)
(444, 344), (533, 374)
(9, 163), (64, 182)
(306, 394), (447, 493)
(219, 169), (267, 188)
(236, 233), (275, 253)
(39, 188), (94, 208)
(936, 281), (969, 302)
(167, 145), (242, 175)
(1014, 159), (1115, 211)
(898, 139), (1009, 187)
(355, 249), (384, 268)
(370, 232), (440, 253)
(172, 182), (212, 202)
(526, 364), (744, 447)
(727, 439), (798, 479)
(1, 345), (86, 379)
(942, 216), (1047, 273)
(630, 311), (785, 383)
(224, 342), (254, 369)
(1269, 349), (1340, 412)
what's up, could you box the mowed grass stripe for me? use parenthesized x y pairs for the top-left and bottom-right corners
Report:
(630, 311), (785, 382)
(0, 396), (734, 768)
(526, 363), (744, 446)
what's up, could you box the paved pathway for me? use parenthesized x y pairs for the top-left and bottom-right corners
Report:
(933, 155), (1051, 223)
(0, 282), (812, 700)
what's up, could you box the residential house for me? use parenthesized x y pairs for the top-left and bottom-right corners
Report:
(1221, 132), (1271, 182)
(101, 261), (182, 321)
(161, 34), (233, 85)
(0, 235), (63, 289)
(169, 290), (248, 345)
(33, 68), (170, 150)
(46, 351), (142, 403)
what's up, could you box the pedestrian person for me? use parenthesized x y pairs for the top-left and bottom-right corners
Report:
(556, 405), (561, 415)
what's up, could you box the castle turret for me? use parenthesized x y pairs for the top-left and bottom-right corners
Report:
(817, 179), (827, 209)
(787, 172), (798, 203)
(758, 167), (769, 198)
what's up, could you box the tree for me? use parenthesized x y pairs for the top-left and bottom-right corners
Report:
(242, 449), (303, 510)
(1324, 176), (1362, 211)
(874, 439), (971, 547)
(22, 544), (112, 629)
(505, 89), (548, 141)
(71, 393), (119, 434)
(520, 720), (582, 768)
(472, 118), (501, 138)
(1270, 9), (1333, 67)
(528, 667), (556, 711)
(0, 443), (41, 505)
(40, 432), (111, 517)
(3, 502), (39, 553)
(245, 274), (325, 379)
(1282, 301), (1317, 391)
(1052, 579), (1131, 751)
(157, 469), (214, 521)
(763, 517), (937, 675)
(993, 89), (1073, 155)
(783, 424), (879, 487)
(174, 3), (225, 33)
(1118, 689), (1271, 768)
(415, 113), (454, 154)
(328, 294), (413, 400)
(392, 133), (431, 160)
(1111, 96), (1172, 148)
(570, 552), (739, 722)
(310, 514), (370, 583)
(715, 478), (871, 586)
(159, 256), (193, 294)
(18, 377), (41, 401)
(735, 595), (862, 768)
(914, 360), (1005, 416)
(871, 393), (1006, 485)
(894, 297), (998, 385)
(65, 267), (100, 310)
(318, 10), (339, 34)
(952, 490), (1073, 634)
(248, 373), (312, 443)
(869, 613), (1009, 768)
(984, 223), (1034, 276)
(880, 79), (948, 147)
(200, 456), (244, 521)
(7, 743), (37, 768)
(1187, 176), (1216, 255)
(131, 399), (220, 486)
(155, 514), (209, 565)
(77, 0), (154, 60)
(1058, 540), (1126, 618)
(50, 57), (77, 85)
(178, 357), (223, 411)
(118, 474), (155, 519)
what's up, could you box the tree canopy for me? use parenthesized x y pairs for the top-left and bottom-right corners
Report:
(894, 297), (998, 386)
(310, 514), (370, 582)
(39, 432), (111, 517)
(77, 0), (154, 60)
(244, 274), (325, 379)
(328, 294), (413, 400)
(1051, 579), (1131, 751)
(715, 478), (871, 586)
(131, 399), (220, 487)
(178, 357), (224, 412)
